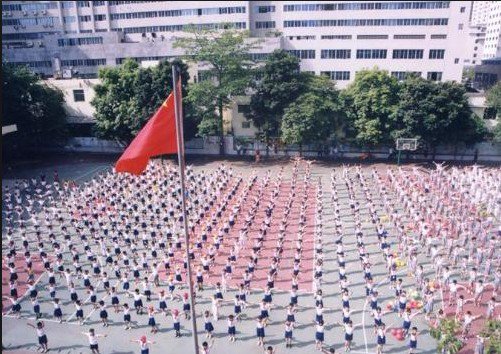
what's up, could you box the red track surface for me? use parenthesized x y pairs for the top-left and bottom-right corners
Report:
(2, 255), (46, 313)
(441, 283), (499, 354)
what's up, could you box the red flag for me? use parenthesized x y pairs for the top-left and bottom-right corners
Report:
(115, 83), (180, 175)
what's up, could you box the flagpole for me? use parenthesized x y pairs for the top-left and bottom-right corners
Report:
(172, 65), (200, 354)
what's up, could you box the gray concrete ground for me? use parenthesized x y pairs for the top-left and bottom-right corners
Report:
(2, 154), (439, 354)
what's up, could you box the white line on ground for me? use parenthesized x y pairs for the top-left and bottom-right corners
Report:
(66, 281), (102, 322)
(2, 314), (80, 325)
(74, 165), (109, 182)
(3, 271), (47, 316)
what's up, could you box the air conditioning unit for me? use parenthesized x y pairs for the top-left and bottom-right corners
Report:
(49, 23), (54, 27)
(37, 41), (44, 47)
(26, 41), (34, 47)
(32, 11), (38, 16)
(41, 10), (47, 15)
(14, 25), (19, 30)
(22, 10), (28, 16)
(2, 12), (6, 17)
(6, 11), (12, 16)
(21, 25), (26, 29)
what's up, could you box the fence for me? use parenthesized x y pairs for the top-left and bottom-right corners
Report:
(59, 136), (501, 162)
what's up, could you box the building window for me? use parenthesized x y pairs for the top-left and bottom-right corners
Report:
(283, 18), (448, 28)
(391, 71), (421, 80)
(241, 121), (251, 129)
(61, 58), (107, 66)
(392, 49), (424, 59)
(458, 23), (463, 30)
(238, 105), (250, 114)
(394, 34), (426, 39)
(255, 6), (275, 13)
(73, 89), (85, 102)
(79, 15), (92, 22)
(430, 34), (447, 39)
(255, 21), (275, 29)
(94, 14), (106, 21)
(321, 35), (352, 40)
(429, 49), (445, 59)
(321, 71), (350, 80)
(460, 6), (466, 13)
(320, 49), (351, 59)
(58, 37), (103, 46)
(77, 1), (90, 7)
(454, 58), (459, 64)
(63, 16), (76, 24)
(286, 50), (316, 59)
(357, 35), (388, 40)
(93, 1), (106, 6)
(427, 72), (442, 81)
(356, 49), (387, 59)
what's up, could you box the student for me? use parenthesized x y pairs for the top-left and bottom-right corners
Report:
(130, 335), (155, 354)
(27, 321), (48, 353)
(200, 339), (215, 354)
(256, 316), (266, 347)
(227, 314), (236, 342)
(147, 306), (159, 333)
(284, 320), (294, 348)
(376, 323), (391, 354)
(81, 329), (107, 354)
(203, 310), (215, 339)
(99, 300), (109, 327)
(171, 309), (181, 337)
(315, 319), (325, 351)
(409, 327), (419, 354)
(53, 298), (63, 323)
(122, 303), (132, 330)
(75, 300), (85, 325)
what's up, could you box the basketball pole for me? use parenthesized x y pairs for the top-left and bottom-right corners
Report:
(172, 65), (200, 354)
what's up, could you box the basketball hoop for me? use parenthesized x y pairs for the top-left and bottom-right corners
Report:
(395, 138), (418, 165)
(396, 138), (418, 151)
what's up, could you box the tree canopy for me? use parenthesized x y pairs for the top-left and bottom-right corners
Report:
(394, 77), (486, 149)
(2, 60), (67, 159)
(343, 68), (400, 147)
(281, 75), (343, 149)
(246, 50), (305, 140)
(174, 25), (262, 153)
(92, 58), (196, 144)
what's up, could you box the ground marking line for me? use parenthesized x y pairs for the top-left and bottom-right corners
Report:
(82, 293), (109, 324)
(66, 281), (102, 322)
(2, 314), (80, 325)
(3, 271), (47, 316)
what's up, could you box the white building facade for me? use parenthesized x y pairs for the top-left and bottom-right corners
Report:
(2, 1), (474, 88)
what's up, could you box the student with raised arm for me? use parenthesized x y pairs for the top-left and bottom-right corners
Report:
(339, 320), (363, 352)
(27, 321), (48, 353)
(200, 339), (215, 354)
(81, 328), (107, 354)
(130, 335), (155, 354)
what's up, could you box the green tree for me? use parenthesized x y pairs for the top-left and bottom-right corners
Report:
(2, 61), (67, 159)
(92, 58), (196, 144)
(280, 75), (342, 154)
(344, 68), (400, 147)
(480, 320), (501, 354)
(486, 82), (501, 142)
(394, 77), (486, 153)
(174, 25), (262, 154)
(246, 50), (305, 145)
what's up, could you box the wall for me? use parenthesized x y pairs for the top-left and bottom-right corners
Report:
(60, 136), (501, 162)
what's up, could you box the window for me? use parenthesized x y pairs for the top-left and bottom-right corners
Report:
(237, 105), (250, 114)
(255, 6), (275, 13)
(460, 6), (466, 13)
(321, 35), (352, 39)
(356, 49), (387, 59)
(391, 71), (421, 80)
(93, 1), (106, 6)
(79, 15), (92, 22)
(392, 49), (424, 59)
(283, 2), (450, 12)
(394, 34), (425, 39)
(320, 49), (351, 59)
(94, 14), (106, 21)
(73, 89), (85, 102)
(427, 72), (442, 81)
(454, 58), (459, 64)
(283, 18), (448, 28)
(483, 107), (497, 120)
(63, 16), (76, 24)
(321, 71), (350, 80)
(357, 35), (388, 40)
(241, 121), (251, 129)
(458, 23), (463, 30)
(58, 37), (103, 46)
(288, 35), (316, 40)
(286, 50), (316, 59)
(255, 21), (275, 29)
(429, 49), (445, 59)
(61, 58), (107, 66)
(430, 34), (447, 39)
(77, 1), (90, 7)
